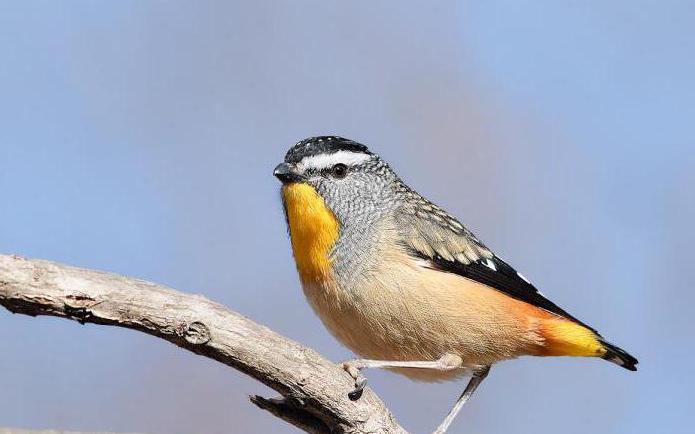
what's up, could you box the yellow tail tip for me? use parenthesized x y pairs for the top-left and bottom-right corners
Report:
(541, 319), (605, 358)
(540, 318), (638, 370)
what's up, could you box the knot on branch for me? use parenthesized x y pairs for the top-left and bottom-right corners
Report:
(182, 321), (211, 345)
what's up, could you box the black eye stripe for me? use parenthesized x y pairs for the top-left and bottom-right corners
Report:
(305, 161), (373, 178)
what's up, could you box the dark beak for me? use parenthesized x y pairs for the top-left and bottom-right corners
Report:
(273, 162), (304, 183)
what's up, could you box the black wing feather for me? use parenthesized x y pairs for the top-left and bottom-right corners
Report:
(416, 251), (597, 333)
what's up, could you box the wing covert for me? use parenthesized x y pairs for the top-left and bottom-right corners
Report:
(394, 189), (492, 264)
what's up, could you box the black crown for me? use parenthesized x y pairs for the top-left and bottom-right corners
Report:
(285, 136), (371, 164)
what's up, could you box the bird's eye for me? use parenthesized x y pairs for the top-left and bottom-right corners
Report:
(331, 163), (348, 179)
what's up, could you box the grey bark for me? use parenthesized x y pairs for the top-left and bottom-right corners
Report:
(0, 254), (407, 434)
(0, 430), (146, 434)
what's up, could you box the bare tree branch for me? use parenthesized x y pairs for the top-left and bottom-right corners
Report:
(0, 254), (407, 434)
(0, 429), (146, 434)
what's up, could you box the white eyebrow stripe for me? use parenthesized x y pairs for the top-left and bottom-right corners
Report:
(299, 151), (371, 170)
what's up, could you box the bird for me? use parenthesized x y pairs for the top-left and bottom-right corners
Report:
(273, 136), (637, 434)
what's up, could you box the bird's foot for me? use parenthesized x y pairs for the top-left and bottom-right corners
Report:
(341, 360), (368, 401)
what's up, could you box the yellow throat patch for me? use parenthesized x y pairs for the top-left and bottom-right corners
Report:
(282, 183), (340, 285)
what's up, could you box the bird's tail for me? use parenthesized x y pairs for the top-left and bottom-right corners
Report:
(600, 339), (638, 371)
(539, 318), (638, 371)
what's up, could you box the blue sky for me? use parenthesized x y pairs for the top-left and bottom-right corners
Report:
(1, 2), (693, 434)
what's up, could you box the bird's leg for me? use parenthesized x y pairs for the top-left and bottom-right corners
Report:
(432, 365), (491, 434)
(341, 353), (463, 400)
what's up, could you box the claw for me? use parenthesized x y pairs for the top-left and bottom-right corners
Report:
(342, 361), (368, 401)
(348, 376), (368, 401)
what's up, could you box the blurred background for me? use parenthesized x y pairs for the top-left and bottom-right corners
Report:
(1, 1), (693, 433)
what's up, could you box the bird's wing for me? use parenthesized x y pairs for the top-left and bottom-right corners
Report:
(394, 194), (593, 331)
(394, 190), (492, 264)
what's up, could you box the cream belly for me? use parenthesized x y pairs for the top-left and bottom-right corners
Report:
(302, 247), (548, 381)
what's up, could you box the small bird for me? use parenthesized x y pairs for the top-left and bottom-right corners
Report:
(274, 136), (637, 433)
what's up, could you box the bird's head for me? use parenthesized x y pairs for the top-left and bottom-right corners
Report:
(274, 136), (400, 227)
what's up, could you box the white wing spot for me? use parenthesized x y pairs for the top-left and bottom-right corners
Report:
(483, 258), (497, 271)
